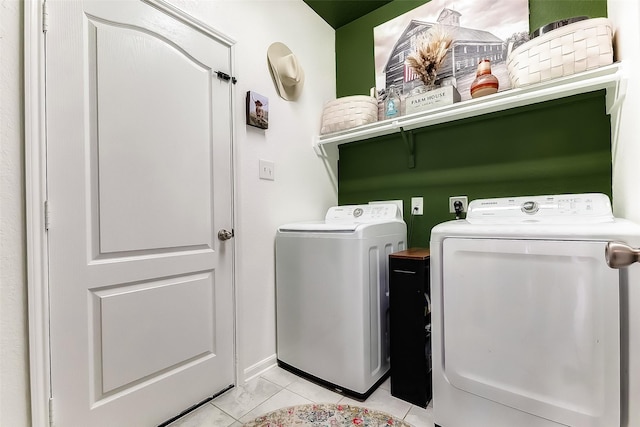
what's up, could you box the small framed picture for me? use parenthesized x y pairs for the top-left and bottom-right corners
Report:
(246, 91), (269, 129)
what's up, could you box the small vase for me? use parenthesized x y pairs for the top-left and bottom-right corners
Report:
(470, 59), (499, 99)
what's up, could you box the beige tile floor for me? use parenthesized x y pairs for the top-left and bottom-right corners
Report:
(168, 366), (434, 426)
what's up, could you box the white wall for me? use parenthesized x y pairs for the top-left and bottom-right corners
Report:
(608, 1), (640, 426)
(609, 2), (640, 219)
(1, 1), (336, 426)
(0, 1), (31, 425)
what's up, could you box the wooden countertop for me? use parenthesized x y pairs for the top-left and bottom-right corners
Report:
(389, 248), (430, 260)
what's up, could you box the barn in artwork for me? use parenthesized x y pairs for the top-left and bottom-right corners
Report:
(383, 8), (505, 94)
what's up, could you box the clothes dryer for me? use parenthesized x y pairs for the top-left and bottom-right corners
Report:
(276, 204), (406, 399)
(430, 193), (640, 426)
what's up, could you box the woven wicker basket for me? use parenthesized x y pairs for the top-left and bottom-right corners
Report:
(320, 96), (378, 135)
(507, 17), (613, 88)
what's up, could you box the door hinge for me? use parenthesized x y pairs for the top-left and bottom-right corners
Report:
(42, 1), (49, 33)
(49, 397), (54, 427)
(44, 200), (50, 231)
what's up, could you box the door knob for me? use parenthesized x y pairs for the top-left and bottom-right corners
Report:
(605, 242), (640, 268)
(218, 229), (234, 241)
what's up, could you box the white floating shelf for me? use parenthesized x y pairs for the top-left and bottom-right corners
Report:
(314, 63), (624, 153)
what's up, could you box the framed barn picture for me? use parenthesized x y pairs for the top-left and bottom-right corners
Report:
(374, 0), (529, 101)
(246, 91), (269, 129)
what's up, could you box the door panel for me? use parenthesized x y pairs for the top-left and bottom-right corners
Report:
(93, 20), (214, 253)
(97, 272), (215, 394)
(47, 1), (234, 425)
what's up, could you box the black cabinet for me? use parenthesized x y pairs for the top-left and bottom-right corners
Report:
(389, 248), (432, 407)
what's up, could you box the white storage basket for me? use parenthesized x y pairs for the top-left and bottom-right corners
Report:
(507, 17), (613, 88)
(320, 95), (378, 135)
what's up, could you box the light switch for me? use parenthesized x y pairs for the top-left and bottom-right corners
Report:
(259, 159), (275, 181)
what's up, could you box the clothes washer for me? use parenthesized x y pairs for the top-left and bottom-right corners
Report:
(275, 204), (406, 399)
(430, 193), (640, 427)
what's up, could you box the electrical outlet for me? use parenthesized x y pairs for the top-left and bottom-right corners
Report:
(259, 159), (275, 181)
(411, 197), (423, 215)
(449, 196), (468, 213)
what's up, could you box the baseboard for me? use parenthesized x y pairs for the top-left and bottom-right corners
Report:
(243, 354), (278, 383)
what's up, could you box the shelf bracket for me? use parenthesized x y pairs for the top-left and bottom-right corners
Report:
(400, 127), (415, 168)
(605, 70), (626, 116)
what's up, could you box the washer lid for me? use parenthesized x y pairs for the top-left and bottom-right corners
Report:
(467, 193), (614, 224)
(278, 203), (402, 232)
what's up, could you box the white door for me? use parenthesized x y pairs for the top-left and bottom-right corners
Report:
(46, 1), (235, 425)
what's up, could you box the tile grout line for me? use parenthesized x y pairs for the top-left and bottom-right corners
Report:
(213, 376), (286, 424)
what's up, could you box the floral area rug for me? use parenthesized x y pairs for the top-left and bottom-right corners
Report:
(242, 403), (413, 427)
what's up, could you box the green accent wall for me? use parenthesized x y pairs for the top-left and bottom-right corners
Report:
(334, 0), (610, 247)
(529, 0), (608, 34)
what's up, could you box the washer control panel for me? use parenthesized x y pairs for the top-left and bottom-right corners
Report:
(326, 204), (401, 223)
(467, 193), (614, 223)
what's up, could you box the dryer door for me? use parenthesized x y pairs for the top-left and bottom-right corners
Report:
(442, 238), (619, 426)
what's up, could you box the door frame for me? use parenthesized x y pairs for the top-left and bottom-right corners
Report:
(24, 2), (239, 425)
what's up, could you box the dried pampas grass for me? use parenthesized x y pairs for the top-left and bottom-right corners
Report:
(405, 26), (453, 86)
